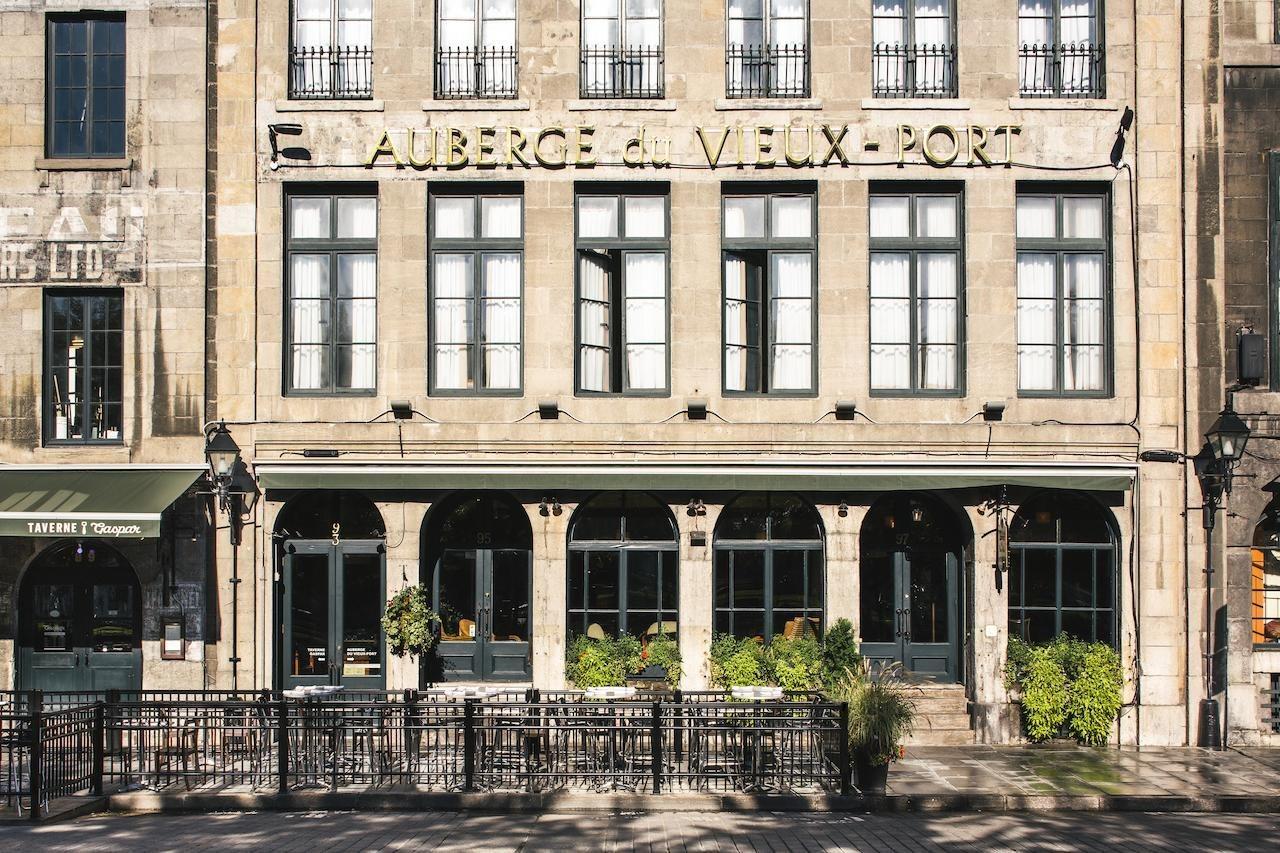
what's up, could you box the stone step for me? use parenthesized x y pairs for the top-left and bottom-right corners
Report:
(909, 694), (971, 714)
(909, 712), (973, 731)
(903, 727), (977, 746)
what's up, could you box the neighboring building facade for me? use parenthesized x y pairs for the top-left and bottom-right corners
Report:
(0, 1), (213, 692)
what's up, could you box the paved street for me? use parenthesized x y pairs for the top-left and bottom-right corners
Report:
(3, 810), (1279, 852)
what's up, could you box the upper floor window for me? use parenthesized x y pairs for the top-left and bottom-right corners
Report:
(285, 187), (378, 395)
(581, 0), (663, 99)
(872, 0), (955, 98)
(1016, 187), (1109, 396)
(290, 0), (373, 99)
(430, 190), (523, 395)
(1018, 0), (1103, 98)
(44, 290), (124, 444)
(576, 189), (670, 396)
(47, 14), (125, 158)
(436, 0), (518, 99)
(726, 0), (809, 98)
(722, 188), (817, 395)
(869, 187), (963, 395)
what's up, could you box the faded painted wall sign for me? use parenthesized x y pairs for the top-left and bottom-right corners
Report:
(0, 199), (144, 283)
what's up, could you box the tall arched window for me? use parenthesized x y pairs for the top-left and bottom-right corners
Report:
(714, 492), (824, 642)
(567, 493), (678, 640)
(1008, 491), (1117, 645)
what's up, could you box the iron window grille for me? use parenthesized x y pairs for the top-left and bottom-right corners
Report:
(435, 0), (518, 99)
(284, 186), (379, 395)
(721, 188), (818, 396)
(46, 14), (126, 158)
(868, 186), (965, 395)
(428, 190), (525, 396)
(289, 0), (373, 99)
(44, 289), (124, 445)
(871, 43), (956, 98)
(580, 0), (664, 98)
(725, 0), (810, 98)
(1017, 0), (1104, 98)
(574, 188), (672, 396)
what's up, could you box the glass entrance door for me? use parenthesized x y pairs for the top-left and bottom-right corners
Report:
(434, 548), (531, 681)
(283, 541), (385, 690)
(859, 548), (959, 682)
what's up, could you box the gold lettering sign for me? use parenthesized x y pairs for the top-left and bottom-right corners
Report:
(894, 123), (1022, 168)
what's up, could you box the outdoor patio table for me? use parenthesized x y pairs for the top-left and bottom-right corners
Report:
(283, 686), (345, 789)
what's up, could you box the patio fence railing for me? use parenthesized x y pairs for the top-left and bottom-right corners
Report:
(0, 689), (850, 820)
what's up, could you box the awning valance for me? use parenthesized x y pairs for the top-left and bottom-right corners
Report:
(0, 465), (206, 538)
(254, 460), (1136, 494)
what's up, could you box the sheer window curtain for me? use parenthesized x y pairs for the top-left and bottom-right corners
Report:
(290, 254), (329, 391)
(917, 252), (957, 390)
(1018, 0), (1052, 90)
(582, 0), (620, 95)
(336, 0), (372, 92)
(1063, 253), (1104, 391)
(1059, 0), (1097, 94)
(625, 0), (663, 92)
(914, 0), (951, 93)
(872, 0), (906, 93)
(727, 0), (764, 92)
(434, 253), (474, 390)
(769, 0), (807, 94)
(623, 252), (666, 390)
(438, 0), (478, 94)
(870, 252), (910, 390)
(579, 252), (612, 392)
(724, 255), (755, 392)
(769, 253), (813, 390)
(294, 0), (333, 93)
(1017, 252), (1057, 391)
(482, 253), (521, 390)
(339, 252), (377, 390)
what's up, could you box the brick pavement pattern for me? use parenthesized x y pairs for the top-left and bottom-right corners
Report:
(3, 810), (1279, 852)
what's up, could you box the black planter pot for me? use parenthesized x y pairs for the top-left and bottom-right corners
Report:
(854, 753), (890, 794)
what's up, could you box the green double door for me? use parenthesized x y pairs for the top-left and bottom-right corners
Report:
(433, 548), (532, 681)
(859, 548), (960, 682)
(282, 541), (385, 690)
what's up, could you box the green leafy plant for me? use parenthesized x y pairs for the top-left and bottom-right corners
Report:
(830, 663), (916, 766)
(762, 634), (824, 691)
(1005, 635), (1120, 744)
(641, 632), (683, 688)
(709, 633), (765, 688)
(1065, 644), (1122, 746)
(1018, 644), (1069, 741)
(564, 634), (644, 688)
(821, 618), (863, 689)
(381, 585), (441, 658)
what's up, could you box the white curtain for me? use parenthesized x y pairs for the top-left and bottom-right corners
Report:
(769, 0), (807, 93)
(1018, 0), (1052, 91)
(290, 254), (329, 391)
(624, 196), (666, 239)
(624, 252), (666, 390)
(341, 253), (377, 390)
(1062, 196), (1104, 239)
(769, 253), (812, 390)
(294, 0), (333, 93)
(337, 197), (376, 239)
(917, 252), (957, 390)
(724, 196), (765, 239)
(872, 0), (906, 92)
(578, 196), (618, 239)
(1060, 0), (1097, 93)
(336, 0), (372, 93)
(433, 253), (473, 390)
(579, 252), (612, 392)
(482, 253), (521, 390)
(435, 196), (475, 239)
(438, 0), (478, 94)
(481, 197), (521, 239)
(723, 255), (753, 392)
(916, 195), (957, 238)
(770, 196), (812, 239)
(1063, 253), (1104, 391)
(481, 0), (516, 48)
(869, 196), (910, 239)
(290, 196), (330, 239)
(1016, 196), (1056, 238)
(582, 0), (619, 94)
(870, 252), (910, 390)
(1017, 252), (1057, 391)
(914, 0), (951, 93)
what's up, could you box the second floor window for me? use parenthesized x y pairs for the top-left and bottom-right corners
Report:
(869, 187), (963, 394)
(872, 0), (955, 98)
(47, 14), (125, 158)
(581, 0), (663, 99)
(576, 190), (670, 395)
(1016, 187), (1109, 396)
(1018, 0), (1103, 98)
(291, 0), (373, 99)
(430, 191), (523, 394)
(436, 0), (518, 99)
(45, 290), (124, 444)
(722, 189), (816, 395)
(285, 187), (378, 395)
(727, 0), (809, 99)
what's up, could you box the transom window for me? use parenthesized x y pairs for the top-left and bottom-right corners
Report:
(1018, 0), (1103, 98)
(290, 0), (373, 99)
(726, 0), (809, 98)
(430, 190), (523, 394)
(575, 189), (670, 395)
(714, 493), (824, 643)
(869, 187), (963, 394)
(581, 0), (663, 98)
(1016, 187), (1109, 396)
(1008, 492), (1116, 645)
(285, 187), (378, 394)
(436, 0), (518, 99)
(722, 189), (817, 395)
(47, 14), (125, 158)
(872, 0), (956, 98)
(568, 493), (679, 640)
(44, 290), (124, 445)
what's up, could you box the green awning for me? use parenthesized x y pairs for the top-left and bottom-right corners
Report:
(0, 465), (205, 538)
(254, 460), (1136, 494)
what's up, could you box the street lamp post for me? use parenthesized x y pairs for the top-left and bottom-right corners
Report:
(204, 421), (243, 693)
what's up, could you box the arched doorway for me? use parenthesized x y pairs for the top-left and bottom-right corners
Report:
(423, 492), (532, 681)
(859, 493), (965, 682)
(567, 493), (679, 641)
(1008, 491), (1117, 645)
(18, 540), (142, 692)
(277, 491), (386, 690)
(713, 493), (824, 642)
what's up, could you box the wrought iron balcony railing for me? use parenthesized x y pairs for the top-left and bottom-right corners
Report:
(725, 43), (809, 99)
(1018, 42), (1104, 98)
(580, 45), (665, 99)
(435, 46), (519, 99)
(871, 43), (957, 98)
(289, 44), (374, 100)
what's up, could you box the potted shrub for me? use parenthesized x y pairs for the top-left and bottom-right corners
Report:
(1003, 635), (1122, 746)
(381, 585), (443, 686)
(832, 664), (916, 794)
(709, 633), (765, 688)
(633, 632), (682, 690)
(762, 634), (824, 691)
(821, 618), (863, 690)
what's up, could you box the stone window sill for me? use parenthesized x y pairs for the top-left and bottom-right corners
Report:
(276, 99), (385, 112)
(421, 99), (531, 112)
(567, 99), (676, 111)
(715, 97), (823, 111)
(1007, 97), (1123, 111)
(861, 98), (970, 110)
(36, 157), (132, 187)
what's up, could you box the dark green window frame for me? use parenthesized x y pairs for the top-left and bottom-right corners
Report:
(46, 13), (126, 159)
(43, 288), (124, 446)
